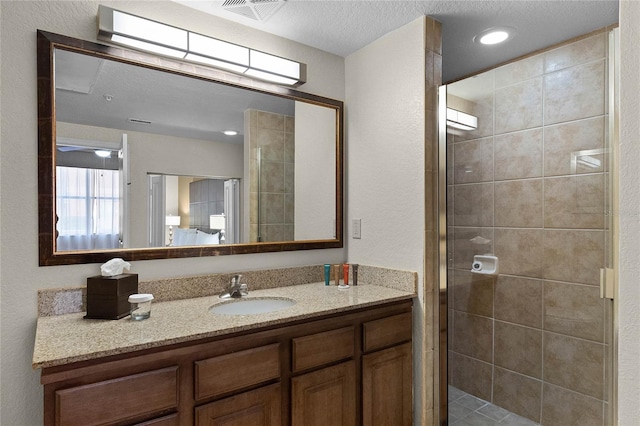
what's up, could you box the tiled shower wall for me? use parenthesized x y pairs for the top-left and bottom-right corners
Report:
(247, 109), (295, 242)
(447, 31), (610, 425)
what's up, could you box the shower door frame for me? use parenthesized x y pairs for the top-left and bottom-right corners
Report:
(435, 84), (448, 426)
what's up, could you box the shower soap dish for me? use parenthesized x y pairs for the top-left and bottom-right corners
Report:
(471, 255), (499, 276)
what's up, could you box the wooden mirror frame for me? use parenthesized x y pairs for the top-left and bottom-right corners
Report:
(37, 30), (343, 266)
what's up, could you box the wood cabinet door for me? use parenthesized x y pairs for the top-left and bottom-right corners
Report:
(291, 361), (356, 426)
(362, 343), (412, 426)
(195, 383), (281, 426)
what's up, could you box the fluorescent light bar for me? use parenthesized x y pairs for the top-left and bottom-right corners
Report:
(447, 121), (477, 131)
(250, 50), (300, 79)
(112, 10), (188, 50)
(189, 33), (249, 67)
(111, 35), (186, 59)
(184, 53), (248, 74)
(446, 108), (478, 130)
(244, 69), (299, 86)
(97, 5), (306, 86)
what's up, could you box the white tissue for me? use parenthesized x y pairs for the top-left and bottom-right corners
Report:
(100, 258), (131, 277)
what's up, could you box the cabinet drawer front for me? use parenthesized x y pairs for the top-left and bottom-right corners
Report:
(195, 343), (280, 401)
(363, 312), (412, 352)
(292, 326), (354, 372)
(195, 383), (281, 426)
(55, 366), (178, 426)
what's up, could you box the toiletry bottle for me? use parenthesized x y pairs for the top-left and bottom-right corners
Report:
(343, 263), (349, 285)
(324, 264), (331, 286)
(352, 264), (359, 286)
(333, 264), (340, 285)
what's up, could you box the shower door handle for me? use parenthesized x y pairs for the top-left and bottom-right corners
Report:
(600, 267), (615, 299)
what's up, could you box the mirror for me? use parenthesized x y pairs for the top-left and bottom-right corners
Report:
(37, 31), (343, 265)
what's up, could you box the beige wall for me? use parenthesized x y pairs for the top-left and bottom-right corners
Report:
(618, 1), (640, 424)
(447, 32), (610, 424)
(295, 102), (336, 240)
(0, 1), (344, 424)
(345, 16), (432, 424)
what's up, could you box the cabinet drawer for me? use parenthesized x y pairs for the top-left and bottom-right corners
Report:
(292, 326), (354, 372)
(55, 366), (178, 426)
(195, 343), (280, 401)
(363, 312), (412, 352)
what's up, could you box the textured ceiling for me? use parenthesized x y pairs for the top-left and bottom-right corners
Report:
(56, 1), (619, 144)
(175, 0), (619, 82)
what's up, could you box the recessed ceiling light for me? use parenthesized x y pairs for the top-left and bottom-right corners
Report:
(223, 130), (238, 136)
(95, 150), (111, 158)
(474, 28), (514, 45)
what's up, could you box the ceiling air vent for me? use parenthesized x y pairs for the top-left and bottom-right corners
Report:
(221, 0), (286, 21)
(128, 118), (152, 125)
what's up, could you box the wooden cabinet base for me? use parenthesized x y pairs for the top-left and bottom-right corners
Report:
(41, 300), (412, 425)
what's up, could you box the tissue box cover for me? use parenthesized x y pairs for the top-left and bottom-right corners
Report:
(85, 273), (139, 320)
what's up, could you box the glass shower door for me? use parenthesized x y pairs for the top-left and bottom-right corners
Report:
(440, 28), (616, 426)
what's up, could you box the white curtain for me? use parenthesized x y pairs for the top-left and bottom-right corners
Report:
(56, 166), (120, 251)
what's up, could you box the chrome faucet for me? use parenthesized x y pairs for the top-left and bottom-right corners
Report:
(220, 274), (248, 299)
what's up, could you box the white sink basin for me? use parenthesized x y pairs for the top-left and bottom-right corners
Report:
(209, 297), (296, 315)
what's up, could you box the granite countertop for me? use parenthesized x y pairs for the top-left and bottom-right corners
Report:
(32, 282), (415, 369)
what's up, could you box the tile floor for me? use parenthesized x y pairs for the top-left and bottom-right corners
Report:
(448, 386), (541, 425)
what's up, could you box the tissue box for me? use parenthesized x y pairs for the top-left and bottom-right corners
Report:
(85, 274), (139, 320)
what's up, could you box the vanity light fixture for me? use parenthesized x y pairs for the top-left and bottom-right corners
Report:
(446, 108), (478, 131)
(97, 5), (306, 86)
(474, 27), (513, 45)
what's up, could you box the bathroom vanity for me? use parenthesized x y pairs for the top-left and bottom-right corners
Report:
(33, 283), (414, 425)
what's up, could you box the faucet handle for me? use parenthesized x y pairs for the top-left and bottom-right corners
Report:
(231, 274), (243, 286)
(239, 283), (248, 296)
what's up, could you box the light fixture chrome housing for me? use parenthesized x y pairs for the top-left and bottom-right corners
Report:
(97, 5), (306, 87)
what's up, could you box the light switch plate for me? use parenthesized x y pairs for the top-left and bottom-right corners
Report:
(352, 219), (361, 239)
